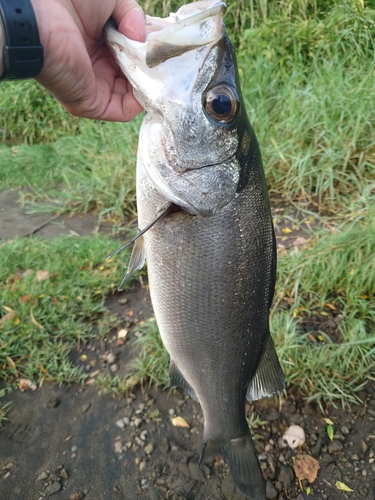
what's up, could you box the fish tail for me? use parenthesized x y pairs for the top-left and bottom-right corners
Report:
(199, 433), (265, 500)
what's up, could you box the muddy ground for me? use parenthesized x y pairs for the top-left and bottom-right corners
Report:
(0, 190), (375, 500)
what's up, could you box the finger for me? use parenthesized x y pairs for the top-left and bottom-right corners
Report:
(113, 1), (146, 42)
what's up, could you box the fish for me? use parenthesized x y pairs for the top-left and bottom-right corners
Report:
(104, 2), (285, 498)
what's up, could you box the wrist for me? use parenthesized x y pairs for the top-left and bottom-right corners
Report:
(0, 0), (43, 80)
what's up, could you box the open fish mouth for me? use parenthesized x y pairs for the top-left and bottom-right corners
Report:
(104, 1), (227, 109)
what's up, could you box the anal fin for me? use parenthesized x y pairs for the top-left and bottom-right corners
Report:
(246, 334), (285, 402)
(169, 361), (197, 400)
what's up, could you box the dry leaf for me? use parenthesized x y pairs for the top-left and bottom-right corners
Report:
(19, 378), (37, 392)
(19, 294), (32, 303)
(0, 310), (16, 328)
(282, 425), (306, 448)
(35, 270), (50, 282)
(30, 309), (45, 330)
(335, 481), (354, 492)
(6, 356), (16, 370)
(171, 416), (190, 428)
(282, 227), (292, 234)
(293, 237), (307, 247)
(293, 454), (320, 482)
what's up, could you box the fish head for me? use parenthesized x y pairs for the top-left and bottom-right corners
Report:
(105, 1), (249, 217)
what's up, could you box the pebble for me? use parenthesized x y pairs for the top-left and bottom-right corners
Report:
(115, 419), (125, 429)
(140, 430), (148, 441)
(144, 443), (154, 455)
(37, 472), (49, 481)
(265, 480), (278, 499)
(139, 461), (146, 472)
(3, 472), (11, 479)
(134, 418), (143, 428)
(110, 363), (119, 372)
(69, 492), (85, 500)
(278, 464), (294, 487)
(105, 353), (116, 364)
(123, 417), (130, 425)
(360, 439), (368, 454)
(59, 468), (68, 480)
(44, 481), (62, 496)
(71, 445), (78, 453)
(341, 425), (350, 435)
(328, 440), (343, 453)
(81, 403), (91, 413)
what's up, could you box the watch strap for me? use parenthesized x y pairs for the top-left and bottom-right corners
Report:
(0, 0), (44, 80)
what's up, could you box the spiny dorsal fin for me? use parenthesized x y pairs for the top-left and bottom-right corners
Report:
(246, 334), (285, 402)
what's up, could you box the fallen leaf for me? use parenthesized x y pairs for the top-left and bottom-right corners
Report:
(326, 424), (334, 441)
(3, 306), (15, 313)
(18, 379), (37, 392)
(52, 297), (59, 304)
(293, 237), (307, 247)
(323, 418), (334, 425)
(282, 227), (293, 234)
(335, 481), (354, 492)
(6, 356), (17, 370)
(282, 425), (306, 449)
(171, 416), (190, 428)
(19, 294), (32, 303)
(293, 454), (320, 482)
(35, 270), (50, 282)
(0, 311), (16, 328)
(30, 309), (45, 330)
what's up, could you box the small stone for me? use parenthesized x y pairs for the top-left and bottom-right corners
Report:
(71, 445), (78, 453)
(341, 425), (350, 435)
(140, 430), (148, 441)
(37, 472), (49, 481)
(141, 478), (148, 487)
(362, 469), (367, 476)
(328, 440), (343, 453)
(59, 468), (68, 480)
(82, 403), (91, 413)
(265, 480), (278, 499)
(144, 443), (154, 455)
(351, 454), (359, 461)
(188, 459), (204, 481)
(168, 408), (175, 416)
(110, 363), (119, 373)
(70, 492), (85, 500)
(139, 461), (146, 472)
(134, 418), (142, 427)
(44, 481), (62, 496)
(278, 464), (294, 487)
(105, 352), (116, 364)
(115, 419), (125, 429)
(125, 441), (132, 449)
(114, 440), (123, 454)
(360, 439), (368, 454)
(3, 472), (11, 479)
(160, 437), (170, 454)
(46, 397), (60, 408)
(123, 417), (130, 425)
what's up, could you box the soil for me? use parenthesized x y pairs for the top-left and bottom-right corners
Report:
(1, 190), (375, 500)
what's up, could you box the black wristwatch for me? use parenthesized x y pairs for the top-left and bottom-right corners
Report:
(0, 0), (44, 80)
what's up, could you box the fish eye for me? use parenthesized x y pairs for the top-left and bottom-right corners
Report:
(203, 84), (239, 124)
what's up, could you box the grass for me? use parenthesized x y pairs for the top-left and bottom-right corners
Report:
(0, 0), (374, 408)
(0, 235), (134, 389)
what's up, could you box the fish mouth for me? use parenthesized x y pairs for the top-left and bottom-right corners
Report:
(104, 1), (227, 109)
(181, 153), (237, 174)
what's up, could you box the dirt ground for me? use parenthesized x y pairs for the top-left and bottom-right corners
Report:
(1, 190), (375, 500)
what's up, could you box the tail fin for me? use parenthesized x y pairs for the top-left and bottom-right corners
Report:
(199, 434), (265, 500)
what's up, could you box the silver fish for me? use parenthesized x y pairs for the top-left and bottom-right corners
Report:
(105, 2), (284, 498)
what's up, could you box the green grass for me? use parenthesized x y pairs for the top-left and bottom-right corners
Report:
(0, 235), (133, 389)
(0, 0), (374, 407)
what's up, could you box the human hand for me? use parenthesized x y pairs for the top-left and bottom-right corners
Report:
(30, 0), (146, 121)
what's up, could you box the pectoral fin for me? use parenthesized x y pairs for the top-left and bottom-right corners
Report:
(118, 235), (146, 290)
(169, 361), (197, 400)
(246, 334), (285, 402)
